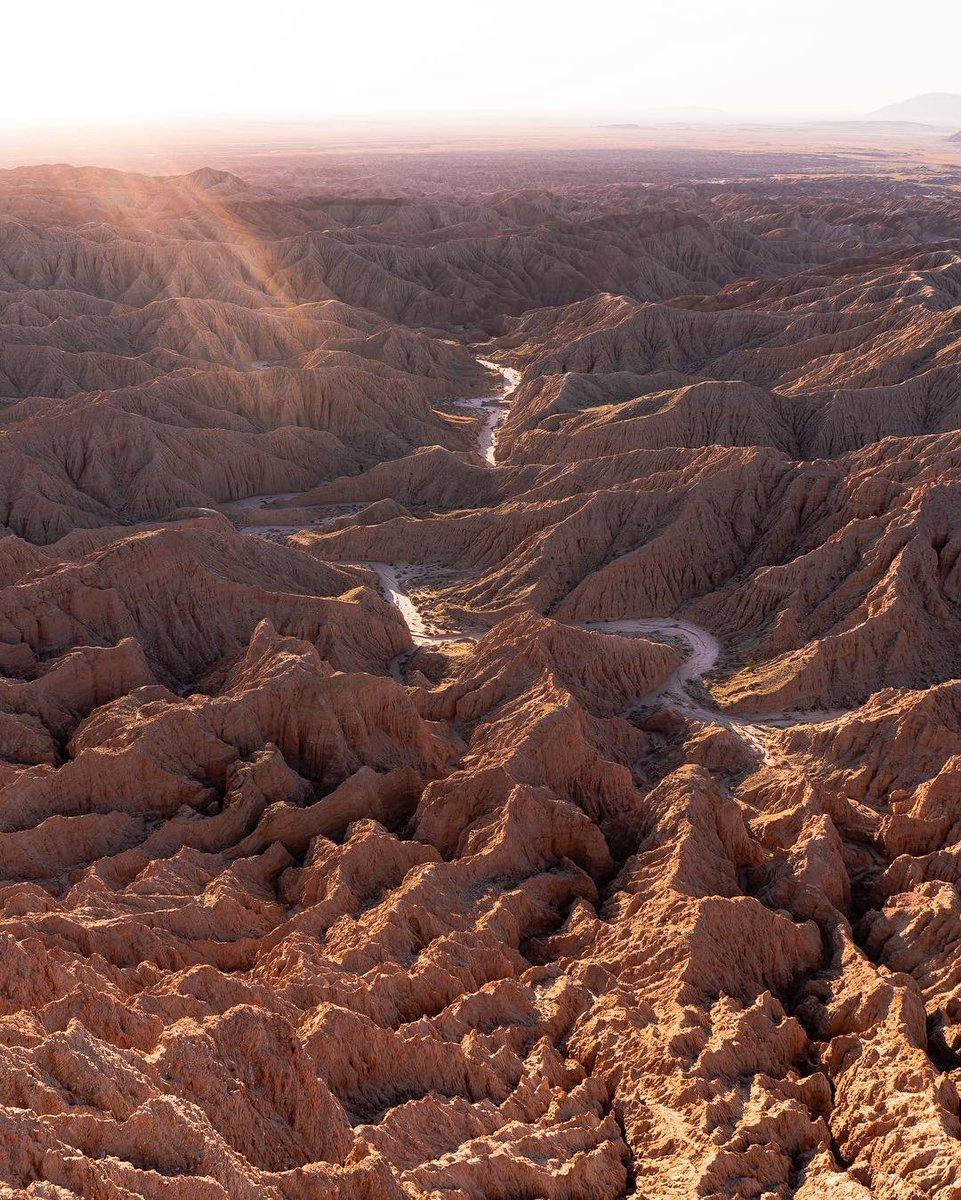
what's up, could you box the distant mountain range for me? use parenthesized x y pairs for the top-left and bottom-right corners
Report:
(868, 93), (961, 125)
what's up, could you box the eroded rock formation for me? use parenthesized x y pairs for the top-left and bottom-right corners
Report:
(1, 152), (961, 1197)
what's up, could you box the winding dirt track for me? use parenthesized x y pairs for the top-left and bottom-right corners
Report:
(365, 569), (841, 760)
(452, 359), (522, 464)
(360, 563), (458, 648)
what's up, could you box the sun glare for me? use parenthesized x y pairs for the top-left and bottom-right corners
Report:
(6, 0), (961, 132)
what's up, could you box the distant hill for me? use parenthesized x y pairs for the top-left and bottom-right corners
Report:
(949, 130), (961, 143)
(868, 93), (961, 125)
(180, 167), (248, 193)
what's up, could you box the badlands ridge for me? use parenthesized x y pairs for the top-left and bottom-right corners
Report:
(1, 152), (961, 1196)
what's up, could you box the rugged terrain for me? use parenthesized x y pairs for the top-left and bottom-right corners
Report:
(2, 145), (961, 1197)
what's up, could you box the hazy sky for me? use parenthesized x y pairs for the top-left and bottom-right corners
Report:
(6, 0), (959, 128)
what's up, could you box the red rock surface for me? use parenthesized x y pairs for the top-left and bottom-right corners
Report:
(1, 149), (961, 1196)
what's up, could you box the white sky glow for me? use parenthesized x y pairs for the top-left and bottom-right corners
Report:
(5, 0), (960, 129)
